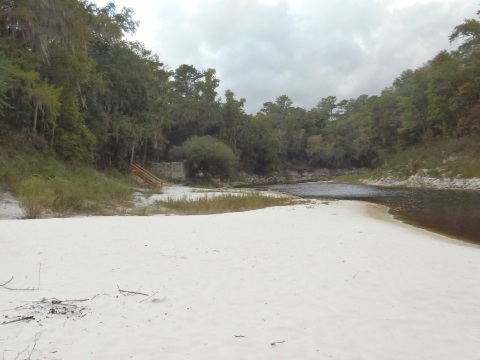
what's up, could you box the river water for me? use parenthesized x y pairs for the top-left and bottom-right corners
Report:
(263, 183), (480, 245)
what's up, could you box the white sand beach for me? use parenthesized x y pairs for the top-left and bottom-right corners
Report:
(1, 190), (480, 359)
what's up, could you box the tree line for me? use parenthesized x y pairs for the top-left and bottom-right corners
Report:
(1, 1), (480, 177)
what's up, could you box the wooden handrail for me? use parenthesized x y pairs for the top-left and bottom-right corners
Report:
(131, 164), (162, 187)
(120, 159), (163, 187)
(130, 163), (163, 187)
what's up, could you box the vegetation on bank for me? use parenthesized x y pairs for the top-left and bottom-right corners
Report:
(0, 151), (135, 218)
(332, 134), (480, 182)
(150, 193), (297, 216)
(0, 137), (296, 218)
(370, 135), (480, 179)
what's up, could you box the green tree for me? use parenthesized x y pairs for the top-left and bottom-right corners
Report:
(316, 96), (337, 122)
(220, 89), (246, 151)
(237, 115), (284, 174)
(450, 10), (480, 61)
(450, 10), (480, 136)
(169, 135), (237, 178)
(0, 0), (137, 162)
(306, 134), (333, 166)
(167, 65), (222, 146)
(425, 51), (461, 138)
(259, 95), (311, 164)
(86, 40), (170, 166)
(353, 92), (399, 166)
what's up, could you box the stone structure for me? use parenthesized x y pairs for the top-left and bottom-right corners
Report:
(152, 162), (188, 180)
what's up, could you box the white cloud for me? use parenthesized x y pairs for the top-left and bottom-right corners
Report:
(93, 0), (479, 113)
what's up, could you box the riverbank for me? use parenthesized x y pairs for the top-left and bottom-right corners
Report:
(211, 168), (480, 192)
(363, 172), (480, 190)
(1, 198), (480, 359)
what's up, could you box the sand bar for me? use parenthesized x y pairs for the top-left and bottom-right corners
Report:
(1, 197), (480, 359)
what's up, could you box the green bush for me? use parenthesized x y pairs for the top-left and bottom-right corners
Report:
(169, 136), (238, 179)
(19, 177), (55, 218)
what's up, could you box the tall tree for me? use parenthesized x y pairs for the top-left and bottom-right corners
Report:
(316, 96), (337, 122)
(167, 64), (221, 146)
(220, 89), (246, 151)
(86, 40), (170, 165)
(450, 10), (480, 62)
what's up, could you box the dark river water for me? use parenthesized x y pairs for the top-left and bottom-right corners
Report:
(263, 183), (480, 245)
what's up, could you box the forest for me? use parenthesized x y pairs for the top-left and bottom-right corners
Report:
(1, 0), (480, 179)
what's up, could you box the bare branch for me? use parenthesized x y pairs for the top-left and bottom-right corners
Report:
(1, 276), (39, 291)
(1, 276), (13, 287)
(1, 316), (35, 325)
(37, 264), (42, 290)
(27, 332), (42, 360)
(139, 291), (159, 303)
(117, 285), (149, 296)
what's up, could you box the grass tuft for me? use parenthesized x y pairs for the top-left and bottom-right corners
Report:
(19, 177), (56, 218)
(152, 193), (296, 215)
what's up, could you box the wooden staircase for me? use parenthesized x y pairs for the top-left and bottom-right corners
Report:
(130, 163), (163, 187)
(120, 159), (163, 187)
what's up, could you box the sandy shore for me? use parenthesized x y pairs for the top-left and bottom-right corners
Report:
(1, 193), (480, 359)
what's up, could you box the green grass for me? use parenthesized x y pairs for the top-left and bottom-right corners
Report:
(0, 155), (136, 217)
(151, 193), (297, 215)
(332, 171), (374, 183)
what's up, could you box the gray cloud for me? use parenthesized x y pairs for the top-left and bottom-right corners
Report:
(95, 0), (479, 113)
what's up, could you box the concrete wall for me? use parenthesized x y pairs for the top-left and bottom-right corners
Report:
(152, 162), (188, 180)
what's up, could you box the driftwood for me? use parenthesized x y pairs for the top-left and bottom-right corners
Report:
(40, 297), (89, 304)
(117, 285), (149, 297)
(0, 276), (39, 291)
(1, 316), (35, 325)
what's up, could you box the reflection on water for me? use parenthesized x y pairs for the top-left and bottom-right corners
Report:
(265, 183), (480, 245)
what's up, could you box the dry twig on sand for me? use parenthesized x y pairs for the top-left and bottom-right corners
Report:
(40, 297), (89, 304)
(27, 333), (42, 360)
(0, 277), (39, 291)
(14, 332), (43, 360)
(117, 285), (149, 297)
(1, 316), (35, 325)
(271, 340), (286, 346)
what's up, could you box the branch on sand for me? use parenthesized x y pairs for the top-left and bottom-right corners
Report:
(117, 285), (149, 297)
(0, 276), (39, 291)
(1, 316), (35, 325)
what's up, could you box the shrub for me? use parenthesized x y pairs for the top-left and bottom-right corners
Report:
(19, 177), (55, 218)
(169, 136), (238, 179)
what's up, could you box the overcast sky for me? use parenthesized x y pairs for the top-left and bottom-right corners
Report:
(93, 0), (478, 113)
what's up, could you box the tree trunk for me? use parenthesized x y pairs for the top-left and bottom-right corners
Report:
(33, 102), (39, 135)
(129, 144), (135, 165)
(50, 124), (55, 148)
(142, 140), (148, 165)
